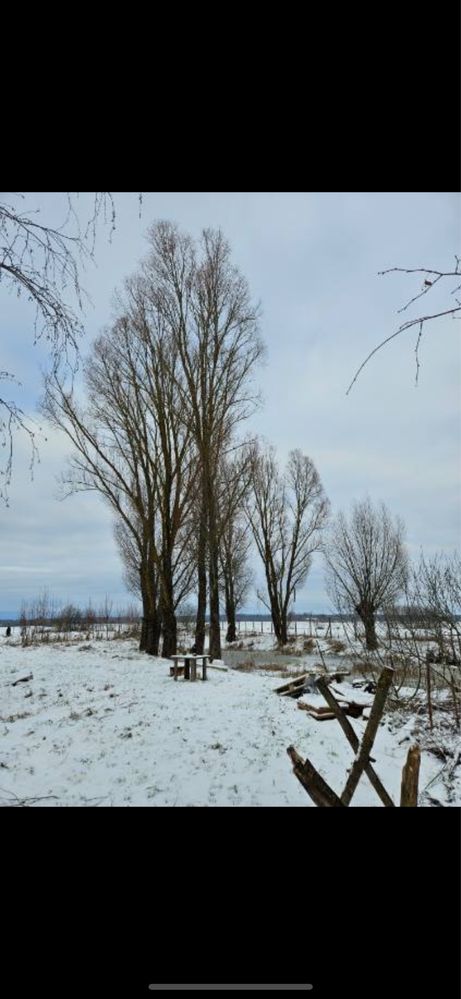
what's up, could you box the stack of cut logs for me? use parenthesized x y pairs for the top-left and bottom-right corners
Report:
(274, 671), (368, 719)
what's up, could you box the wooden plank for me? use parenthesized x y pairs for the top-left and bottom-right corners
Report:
(298, 703), (334, 715)
(306, 711), (337, 721)
(274, 673), (310, 694)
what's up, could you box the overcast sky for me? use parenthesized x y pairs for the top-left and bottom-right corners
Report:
(1, 192), (460, 617)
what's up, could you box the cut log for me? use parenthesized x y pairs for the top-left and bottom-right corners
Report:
(306, 711), (337, 721)
(315, 676), (394, 807)
(287, 746), (345, 806)
(400, 745), (421, 806)
(11, 674), (33, 686)
(298, 702), (335, 715)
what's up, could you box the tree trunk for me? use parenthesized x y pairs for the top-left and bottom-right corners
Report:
(224, 576), (237, 643)
(271, 602), (285, 645)
(160, 603), (177, 658)
(207, 481), (222, 660)
(140, 616), (148, 652)
(279, 614), (288, 646)
(264, 567), (284, 646)
(144, 615), (161, 655)
(225, 610), (236, 643)
(159, 552), (177, 659)
(140, 564), (161, 655)
(208, 543), (222, 659)
(356, 602), (379, 650)
(195, 504), (207, 655)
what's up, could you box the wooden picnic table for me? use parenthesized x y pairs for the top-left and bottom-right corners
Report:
(169, 654), (210, 681)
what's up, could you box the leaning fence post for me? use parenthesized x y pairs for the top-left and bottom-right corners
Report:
(340, 666), (394, 806)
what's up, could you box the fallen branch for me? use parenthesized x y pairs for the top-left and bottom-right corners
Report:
(0, 793), (59, 807)
(11, 673), (33, 686)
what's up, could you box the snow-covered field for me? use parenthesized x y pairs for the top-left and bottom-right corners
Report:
(1, 634), (459, 806)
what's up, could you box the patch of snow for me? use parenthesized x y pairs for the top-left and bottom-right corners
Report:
(0, 637), (459, 807)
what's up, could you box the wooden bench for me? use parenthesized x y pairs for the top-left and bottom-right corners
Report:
(169, 654), (210, 681)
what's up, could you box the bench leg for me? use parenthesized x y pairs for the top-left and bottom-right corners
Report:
(202, 660), (207, 681)
(184, 657), (190, 680)
(190, 658), (197, 682)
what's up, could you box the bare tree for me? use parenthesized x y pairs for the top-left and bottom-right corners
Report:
(324, 497), (408, 650)
(219, 519), (253, 643)
(42, 287), (197, 657)
(216, 453), (254, 642)
(0, 192), (141, 502)
(347, 258), (461, 393)
(246, 445), (329, 646)
(406, 551), (460, 727)
(141, 221), (265, 659)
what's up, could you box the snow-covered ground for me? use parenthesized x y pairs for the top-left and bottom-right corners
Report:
(1, 634), (459, 806)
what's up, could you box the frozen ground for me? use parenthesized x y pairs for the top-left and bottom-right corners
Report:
(1, 634), (459, 806)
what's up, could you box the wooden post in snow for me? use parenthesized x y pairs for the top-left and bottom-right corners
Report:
(287, 746), (345, 807)
(400, 745), (420, 806)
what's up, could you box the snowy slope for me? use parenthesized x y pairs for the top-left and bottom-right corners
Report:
(0, 637), (458, 806)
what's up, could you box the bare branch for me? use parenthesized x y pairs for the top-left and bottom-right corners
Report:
(347, 261), (461, 393)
